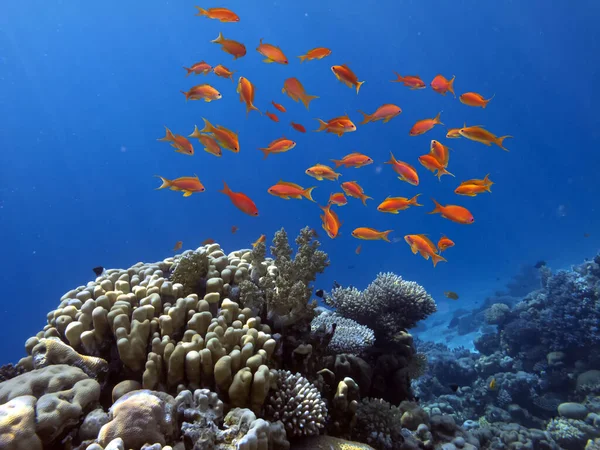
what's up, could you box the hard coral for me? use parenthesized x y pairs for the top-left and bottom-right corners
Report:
(311, 311), (375, 355)
(170, 250), (209, 297)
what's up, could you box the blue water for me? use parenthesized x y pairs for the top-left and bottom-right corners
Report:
(1, 0), (599, 364)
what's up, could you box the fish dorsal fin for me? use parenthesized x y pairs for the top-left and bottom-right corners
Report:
(345, 151), (362, 157)
(278, 180), (303, 189)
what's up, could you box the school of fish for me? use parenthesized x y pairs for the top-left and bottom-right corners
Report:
(157, 5), (514, 268)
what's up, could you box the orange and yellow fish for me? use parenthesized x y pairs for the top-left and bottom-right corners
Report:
(331, 64), (365, 93)
(155, 175), (205, 197)
(461, 174), (494, 188)
(305, 164), (341, 181)
(256, 38), (288, 64)
(437, 236), (455, 253)
(195, 6), (239, 22)
(385, 152), (419, 186)
(454, 182), (492, 197)
(258, 137), (296, 159)
(460, 92), (495, 108)
(265, 111), (279, 122)
(404, 234), (447, 267)
(282, 77), (319, 110)
(446, 128), (462, 139)
(298, 47), (331, 62)
(212, 64), (235, 81)
(173, 241), (183, 251)
(429, 199), (474, 224)
(237, 77), (260, 116)
(158, 127), (195, 156)
(211, 32), (246, 59)
(219, 181), (259, 216)
(377, 194), (423, 214)
(458, 125), (512, 151)
(200, 118), (239, 153)
(391, 73), (426, 89)
(252, 234), (266, 247)
(430, 140), (451, 168)
(181, 84), (222, 102)
(314, 115), (357, 137)
(331, 152), (373, 169)
(268, 180), (315, 201)
(328, 192), (348, 206)
(351, 227), (392, 242)
(319, 203), (342, 239)
(183, 61), (212, 76)
(410, 112), (443, 136)
(291, 122), (306, 133)
(188, 126), (222, 157)
(341, 181), (372, 206)
(358, 104), (402, 125)
(430, 74), (456, 97)
(272, 101), (286, 113)
(202, 238), (216, 245)
(355, 244), (362, 255)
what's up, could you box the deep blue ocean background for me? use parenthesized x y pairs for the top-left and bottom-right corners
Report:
(1, 0), (598, 365)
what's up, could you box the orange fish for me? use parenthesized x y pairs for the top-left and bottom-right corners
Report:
(314, 115), (357, 137)
(265, 111), (279, 122)
(195, 6), (240, 22)
(272, 101), (286, 113)
(155, 175), (205, 197)
(377, 194), (423, 214)
(258, 137), (296, 159)
(200, 118), (239, 153)
(385, 152), (419, 186)
(461, 174), (494, 187)
(351, 227), (392, 242)
(454, 184), (491, 196)
(410, 112), (443, 136)
(358, 104), (402, 125)
(202, 238), (216, 245)
(331, 152), (373, 169)
(282, 78), (319, 110)
(158, 127), (195, 155)
(404, 234), (447, 267)
(211, 32), (246, 59)
(341, 181), (372, 206)
(237, 77), (260, 117)
(459, 125), (512, 151)
(256, 38), (288, 64)
(430, 75), (456, 97)
(219, 181), (259, 216)
(429, 199), (474, 224)
(331, 64), (365, 94)
(437, 236), (455, 252)
(391, 72), (426, 89)
(418, 154), (454, 180)
(231, 226), (238, 234)
(291, 122), (306, 133)
(188, 126), (222, 157)
(319, 204), (342, 239)
(298, 47), (331, 63)
(430, 140), (451, 167)
(173, 241), (183, 251)
(213, 64), (235, 81)
(328, 192), (348, 206)
(181, 84), (222, 102)
(446, 128), (462, 139)
(183, 61), (212, 76)
(355, 244), (362, 254)
(252, 234), (266, 247)
(268, 180), (316, 201)
(305, 164), (341, 181)
(460, 92), (495, 108)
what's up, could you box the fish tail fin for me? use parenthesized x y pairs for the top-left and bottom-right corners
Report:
(157, 126), (173, 142)
(495, 135), (513, 151)
(357, 110), (372, 125)
(410, 194), (423, 206)
(356, 81), (365, 94)
(434, 111), (443, 125)
(361, 195), (372, 206)
(194, 6), (208, 17)
(449, 75), (456, 98)
(201, 118), (215, 133)
(483, 173), (494, 187)
(391, 71), (403, 82)
(437, 167), (455, 180)
(183, 67), (193, 77)
(246, 104), (261, 117)
(180, 90), (189, 101)
(258, 148), (270, 159)
(485, 184), (492, 193)
(188, 125), (202, 139)
(303, 187), (317, 202)
(330, 159), (343, 168)
(484, 93), (496, 106)
(301, 94), (319, 110)
(298, 54), (307, 63)
(219, 181), (232, 196)
(382, 230), (393, 242)
(314, 118), (328, 132)
(385, 151), (397, 165)
(428, 198), (442, 215)
(432, 253), (447, 267)
(211, 32), (224, 44)
(154, 176), (171, 190)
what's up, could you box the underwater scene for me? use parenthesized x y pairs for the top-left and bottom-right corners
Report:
(1, 1), (600, 449)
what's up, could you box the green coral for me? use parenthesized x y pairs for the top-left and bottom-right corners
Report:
(170, 250), (209, 296)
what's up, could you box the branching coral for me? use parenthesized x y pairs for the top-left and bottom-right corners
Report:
(170, 250), (209, 297)
(324, 272), (436, 341)
(311, 311), (375, 355)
